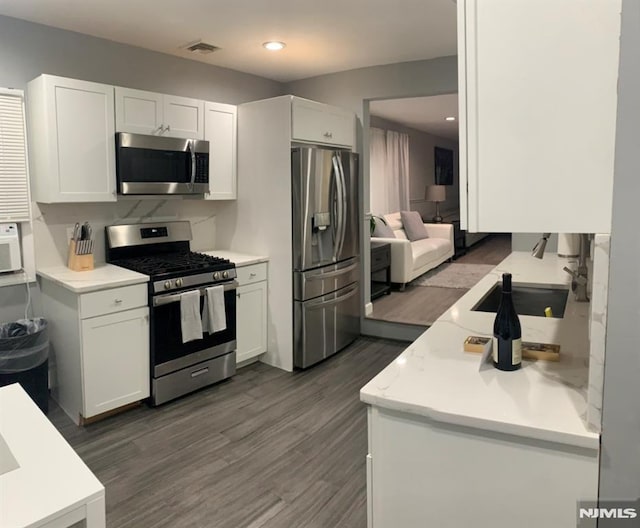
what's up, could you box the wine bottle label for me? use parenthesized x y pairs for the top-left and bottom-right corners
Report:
(492, 337), (523, 366)
(512, 338), (522, 365)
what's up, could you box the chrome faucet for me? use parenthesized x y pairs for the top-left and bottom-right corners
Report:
(562, 234), (590, 302)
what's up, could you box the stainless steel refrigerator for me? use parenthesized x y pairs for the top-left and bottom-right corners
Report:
(292, 146), (360, 368)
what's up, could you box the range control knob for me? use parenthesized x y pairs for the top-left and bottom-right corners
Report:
(213, 272), (220, 280)
(222, 271), (229, 279)
(175, 278), (184, 288)
(164, 281), (171, 290)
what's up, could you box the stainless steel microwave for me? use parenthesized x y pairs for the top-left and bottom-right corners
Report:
(115, 133), (209, 195)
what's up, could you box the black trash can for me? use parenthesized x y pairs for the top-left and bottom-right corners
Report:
(0, 318), (49, 413)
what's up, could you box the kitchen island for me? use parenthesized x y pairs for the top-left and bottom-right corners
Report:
(360, 252), (597, 528)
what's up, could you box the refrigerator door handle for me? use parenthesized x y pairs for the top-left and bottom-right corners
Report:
(331, 154), (344, 261)
(304, 283), (358, 310)
(305, 261), (358, 280)
(335, 153), (348, 258)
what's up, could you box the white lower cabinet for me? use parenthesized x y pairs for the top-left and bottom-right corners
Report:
(40, 278), (150, 424)
(366, 406), (599, 528)
(81, 307), (149, 417)
(235, 263), (267, 364)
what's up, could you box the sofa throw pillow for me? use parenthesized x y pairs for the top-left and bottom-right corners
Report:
(372, 218), (395, 238)
(400, 210), (429, 241)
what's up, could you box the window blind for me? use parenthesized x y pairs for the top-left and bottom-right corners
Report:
(0, 89), (30, 222)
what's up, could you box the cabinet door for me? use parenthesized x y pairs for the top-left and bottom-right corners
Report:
(115, 87), (163, 135)
(163, 95), (204, 139)
(28, 75), (117, 203)
(236, 281), (267, 363)
(291, 97), (355, 148)
(204, 101), (237, 200)
(81, 306), (149, 418)
(459, 0), (621, 233)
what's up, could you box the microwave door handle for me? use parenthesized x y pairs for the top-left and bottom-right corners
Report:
(187, 139), (196, 189)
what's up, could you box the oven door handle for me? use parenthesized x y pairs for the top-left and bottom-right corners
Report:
(152, 280), (238, 307)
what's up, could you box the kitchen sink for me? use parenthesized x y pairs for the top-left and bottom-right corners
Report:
(472, 283), (569, 318)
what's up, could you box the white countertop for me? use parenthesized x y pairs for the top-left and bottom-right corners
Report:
(361, 252), (599, 450)
(37, 264), (149, 293)
(0, 384), (104, 527)
(202, 250), (268, 267)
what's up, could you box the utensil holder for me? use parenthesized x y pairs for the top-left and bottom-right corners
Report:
(67, 239), (94, 271)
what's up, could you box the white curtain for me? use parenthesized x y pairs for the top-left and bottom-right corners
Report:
(369, 127), (387, 215)
(369, 127), (410, 215)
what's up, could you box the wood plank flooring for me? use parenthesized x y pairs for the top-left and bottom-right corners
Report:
(48, 337), (406, 528)
(369, 234), (512, 326)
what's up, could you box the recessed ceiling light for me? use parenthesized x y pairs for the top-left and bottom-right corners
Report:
(445, 116), (456, 121)
(263, 41), (286, 51)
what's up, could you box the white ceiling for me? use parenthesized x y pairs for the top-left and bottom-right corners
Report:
(0, 0), (458, 83)
(370, 94), (459, 141)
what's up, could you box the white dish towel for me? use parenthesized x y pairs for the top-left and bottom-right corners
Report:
(202, 285), (227, 334)
(180, 290), (203, 343)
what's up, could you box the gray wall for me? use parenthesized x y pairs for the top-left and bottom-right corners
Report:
(0, 15), (282, 102)
(0, 14), (283, 324)
(599, 0), (640, 514)
(369, 115), (459, 219)
(285, 56), (457, 314)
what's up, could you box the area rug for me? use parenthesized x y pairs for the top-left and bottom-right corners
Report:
(412, 263), (495, 289)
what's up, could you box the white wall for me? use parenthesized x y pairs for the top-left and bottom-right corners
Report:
(369, 115), (459, 220)
(598, 0), (640, 514)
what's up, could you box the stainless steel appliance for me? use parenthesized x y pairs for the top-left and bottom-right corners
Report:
(292, 146), (360, 368)
(105, 221), (236, 405)
(115, 133), (209, 195)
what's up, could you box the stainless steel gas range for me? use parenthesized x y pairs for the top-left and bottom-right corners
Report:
(105, 221), (237, 405)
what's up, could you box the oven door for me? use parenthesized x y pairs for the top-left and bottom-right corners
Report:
(150, 281), (237, 377)
(116, 132), (209, 195)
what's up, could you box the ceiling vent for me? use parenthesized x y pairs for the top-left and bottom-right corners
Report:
(183, 40), (220, 54)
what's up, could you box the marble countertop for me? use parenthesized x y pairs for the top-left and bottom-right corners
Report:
(201, 250), (269, 267)
(37, 264), (149, 293)
(0, 384), (104, 527)
(360, 252), (599, 450)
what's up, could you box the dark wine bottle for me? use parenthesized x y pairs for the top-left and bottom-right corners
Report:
(492, 273), (522, 371)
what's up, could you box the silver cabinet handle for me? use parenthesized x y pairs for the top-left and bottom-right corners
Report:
(165, 124), (171, 133)
(249, 272), (257, 278)
(114, 299), (123, 304)
(323, 131), (333, 138)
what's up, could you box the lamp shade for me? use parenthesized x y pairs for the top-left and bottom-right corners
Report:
(425, 184), (446, 202)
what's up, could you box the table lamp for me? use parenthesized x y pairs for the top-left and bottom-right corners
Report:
(425, 184), (446, 223)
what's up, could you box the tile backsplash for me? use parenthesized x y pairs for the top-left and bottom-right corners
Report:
(32, 199), (219, 268)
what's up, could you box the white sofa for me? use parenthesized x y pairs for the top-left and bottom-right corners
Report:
(371, 212), (454, 289)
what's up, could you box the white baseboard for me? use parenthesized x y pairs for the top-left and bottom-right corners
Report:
(365, 302), (373, 316)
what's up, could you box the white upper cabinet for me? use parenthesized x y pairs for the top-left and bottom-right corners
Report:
(162, 94), (204, 139)
(204, 101), (237, 200)
(291, 97), (355, 148)
(115, 87), (204, 139)
(114, 87), (163, 135)
(458, 0), (621, 234)
(27, 75), (116, 203)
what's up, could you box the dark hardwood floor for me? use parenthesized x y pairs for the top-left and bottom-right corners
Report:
(48, 337), (405, 528)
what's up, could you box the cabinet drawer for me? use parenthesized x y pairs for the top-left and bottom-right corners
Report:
(291, 98), (354, 147)
(80, 283), (148, 319)
(236, 263), (267, 286)
(371, 246), (390, 272)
